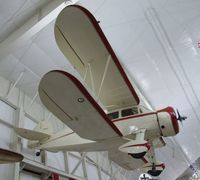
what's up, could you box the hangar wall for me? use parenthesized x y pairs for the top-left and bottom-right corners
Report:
(0, 75), (133, 180)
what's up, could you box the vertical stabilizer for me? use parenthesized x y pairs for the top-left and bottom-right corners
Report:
(34, 120), (54, 135)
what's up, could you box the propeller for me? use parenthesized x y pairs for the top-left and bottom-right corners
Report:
(176, 109), (187, 125)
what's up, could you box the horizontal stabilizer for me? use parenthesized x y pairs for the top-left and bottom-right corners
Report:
(14, 127), (50, 141)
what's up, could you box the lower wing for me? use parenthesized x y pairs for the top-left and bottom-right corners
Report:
(39, 70), (122, 141)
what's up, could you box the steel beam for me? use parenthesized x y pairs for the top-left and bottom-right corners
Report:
(64, 151), (70, 174)
(81, 153), (88, 180)
(0, 0), (79, 60)
(6, 71), (25, 99)
(23, 157), (85, 180)
(96, 153), (103, 180)
(71, 153), (87, 175)
(25, 92), (38, 112)
(97, 55), (111, 100)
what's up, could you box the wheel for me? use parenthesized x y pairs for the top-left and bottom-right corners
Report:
(147, 170), (162, 177)
(36, 151), (40, 156)
(129, 151), (147, 159)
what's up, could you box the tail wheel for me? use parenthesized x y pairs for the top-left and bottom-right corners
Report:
(36, 151), (40, 156)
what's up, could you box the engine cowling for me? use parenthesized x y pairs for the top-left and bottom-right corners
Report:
(157, 107), (179, 137)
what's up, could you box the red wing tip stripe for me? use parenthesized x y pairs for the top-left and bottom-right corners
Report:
(49, 70), (123, 136)
(67, 5), (140, 105)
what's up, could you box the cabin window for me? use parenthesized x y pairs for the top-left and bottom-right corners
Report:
(121, 107), (138, 117)
(107, 111), (119, 120)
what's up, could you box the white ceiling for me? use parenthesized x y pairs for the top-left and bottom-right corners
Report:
(1, 0), (200, 179)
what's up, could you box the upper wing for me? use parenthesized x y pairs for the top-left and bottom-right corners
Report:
(39, 70), (122, 141)
(54, 5), (140, 111)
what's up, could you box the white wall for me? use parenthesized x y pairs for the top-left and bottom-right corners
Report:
(0, 97), (16, 180)
(20, 172), (41, 180)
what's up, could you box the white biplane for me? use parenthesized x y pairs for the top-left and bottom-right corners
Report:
(15, 5), (186, 177)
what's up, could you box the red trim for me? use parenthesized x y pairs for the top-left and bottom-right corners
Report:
(52, 173), (59, 180)
(69, 5), (140, 105)
(112, 112), (156, 122)
(142, 157), (148, 163)
(123, 143), (151, 150)
(112, 107), (179, 135)
(51, 70), (123, 136)
(145, 163), (165, 169)
(160, 137), (166, 146)
(158, 107), (179, 134)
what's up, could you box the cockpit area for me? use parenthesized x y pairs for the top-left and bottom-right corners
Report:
(107, 106), (150, 120)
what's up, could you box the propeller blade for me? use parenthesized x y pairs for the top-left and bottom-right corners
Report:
(176, 109), (187, 123)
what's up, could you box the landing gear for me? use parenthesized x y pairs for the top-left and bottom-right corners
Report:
(147, 163), (162, 176)
(36, 151), (41, 156)
(147, 169), (162, 177)
(142, 162), (165, 177)
(129, 151), (147, 159)
(119, 129), (150, 159)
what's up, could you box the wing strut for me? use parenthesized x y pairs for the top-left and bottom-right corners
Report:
(97, 55), (111, 100)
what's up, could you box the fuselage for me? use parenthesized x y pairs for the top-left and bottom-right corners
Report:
(35, 106), (178, 152)
(109, 106), (179, 140)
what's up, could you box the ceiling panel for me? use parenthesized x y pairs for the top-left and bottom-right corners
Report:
(0, 0), (52, 41)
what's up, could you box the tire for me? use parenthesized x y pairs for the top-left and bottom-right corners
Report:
(36, 151), (40, 156)
(129, 151), (146, 159)
(147, 170), (162, 176)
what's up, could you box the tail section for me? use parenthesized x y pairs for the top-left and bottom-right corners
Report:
(33, 120), (54, 135)
(14, 128), (50, 141)
(14, 120), (53, 149)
